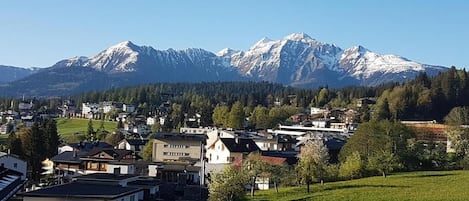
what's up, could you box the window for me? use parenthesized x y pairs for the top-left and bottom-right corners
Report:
(14, 163), (17, 168)
(227, 157), (235, 162)
(169, 144), (187, 149)
(164, 144), (169, 148)
(164, 152), (186, 156)
(130, 195), (135, 201)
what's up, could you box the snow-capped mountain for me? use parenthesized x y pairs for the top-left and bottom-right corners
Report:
(220, 33), (345, 87)
(53, 41), (240, 82)
(220, 32), (446, 87)
(339, 45), (445, 85)
(0, 33), (447, 96)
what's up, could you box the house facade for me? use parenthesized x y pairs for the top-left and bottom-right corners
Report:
(0, 152), (27, 180)
(117, 139), (149, 155)
(206, 138), (260, 164)
(151, 133), (205, 162)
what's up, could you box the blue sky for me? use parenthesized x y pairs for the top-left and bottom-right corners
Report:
(1, 0), (468, 68)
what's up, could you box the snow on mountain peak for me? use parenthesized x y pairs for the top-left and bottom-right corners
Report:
(249, 37), (275, 50)
(106, 41), (139, 52)
(216, 48), (241, 57)
(85, 41), (142, 72)
(284, 32), (312, 41)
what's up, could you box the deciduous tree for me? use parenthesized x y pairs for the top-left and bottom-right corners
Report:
(339, 151), (363, 180)
(208, 165), (248, 201)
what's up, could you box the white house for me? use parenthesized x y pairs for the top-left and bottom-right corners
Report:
(206, 130), (235, 149)
(0, 152), (27, 180)
(311, 118), (330, 128)
(180, 127), (217, 134)
(206, 138), (260, 164)
(101, 101), (116, 114)
(106, 163), (135, 175)
(82, 103), (100, 116)
(310, 107), (328, 116)
(146, 117), (156, 125)
(123, 104), (135, 113)
(117, 139), (149, 155)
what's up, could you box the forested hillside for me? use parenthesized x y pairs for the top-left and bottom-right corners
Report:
(0, 67), (467, 124)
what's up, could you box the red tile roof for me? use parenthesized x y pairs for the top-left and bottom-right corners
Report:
(259, 156), (287, 165)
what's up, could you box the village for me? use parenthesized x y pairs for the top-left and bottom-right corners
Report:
(0, 96), (451, 201)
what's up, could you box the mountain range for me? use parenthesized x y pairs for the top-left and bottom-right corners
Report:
(0, 33), (447, 96)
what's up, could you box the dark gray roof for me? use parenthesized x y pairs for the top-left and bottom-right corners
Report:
(220, 138), (260, 153)
(75, 173), (137, 181)
(86, 148), (134, 159)
(152, 133), (206, 142)
(19, 182), (141, 199)
(128, 178), (159, 186)
(68, 141), (112, 152)
(50, 151), (86, 163)
(0, 167), (23, 201)
(124, 139), (149, 146)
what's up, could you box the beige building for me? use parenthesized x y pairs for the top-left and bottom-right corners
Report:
(151, 133), (205, 162)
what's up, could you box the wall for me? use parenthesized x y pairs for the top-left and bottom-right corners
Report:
(0, 155), (27, 180)
(152, 139), (202, 162)
(206, 140), (231, 164)
(107, 164), (135, 175)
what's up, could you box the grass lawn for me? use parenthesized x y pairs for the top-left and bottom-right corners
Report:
(56, 118), (117, 140)
(0, 134), (8, 146)
(247, 170), (469, 201)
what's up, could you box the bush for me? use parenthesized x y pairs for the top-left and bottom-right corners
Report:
(324, 164), (340, 182)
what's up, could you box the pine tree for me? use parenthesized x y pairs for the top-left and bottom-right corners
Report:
(43, 118), (60, 158)
(87, 119), (94, 140)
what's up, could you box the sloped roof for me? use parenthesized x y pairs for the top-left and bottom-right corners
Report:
(152, 133), (206, 142)
(123, 139), (149, 146)
(85, 148), (135, 161)
(220, 138), (260, 153)
(0, 167), (24, 201)
(50, 151), (85, 163)
(67, 141), (112, 152)
(259, 156), (287, 165)
(19, 182), (141, 199)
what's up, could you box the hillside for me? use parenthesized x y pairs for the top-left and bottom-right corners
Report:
(248, 170), (469, 201)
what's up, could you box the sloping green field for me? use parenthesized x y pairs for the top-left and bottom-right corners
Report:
(56, 118), (117, 137)
(247, 170), (469, 201)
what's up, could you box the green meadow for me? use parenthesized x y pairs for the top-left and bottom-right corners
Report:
(56, 118), (117, 142)
(247, 170), (469, 201)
